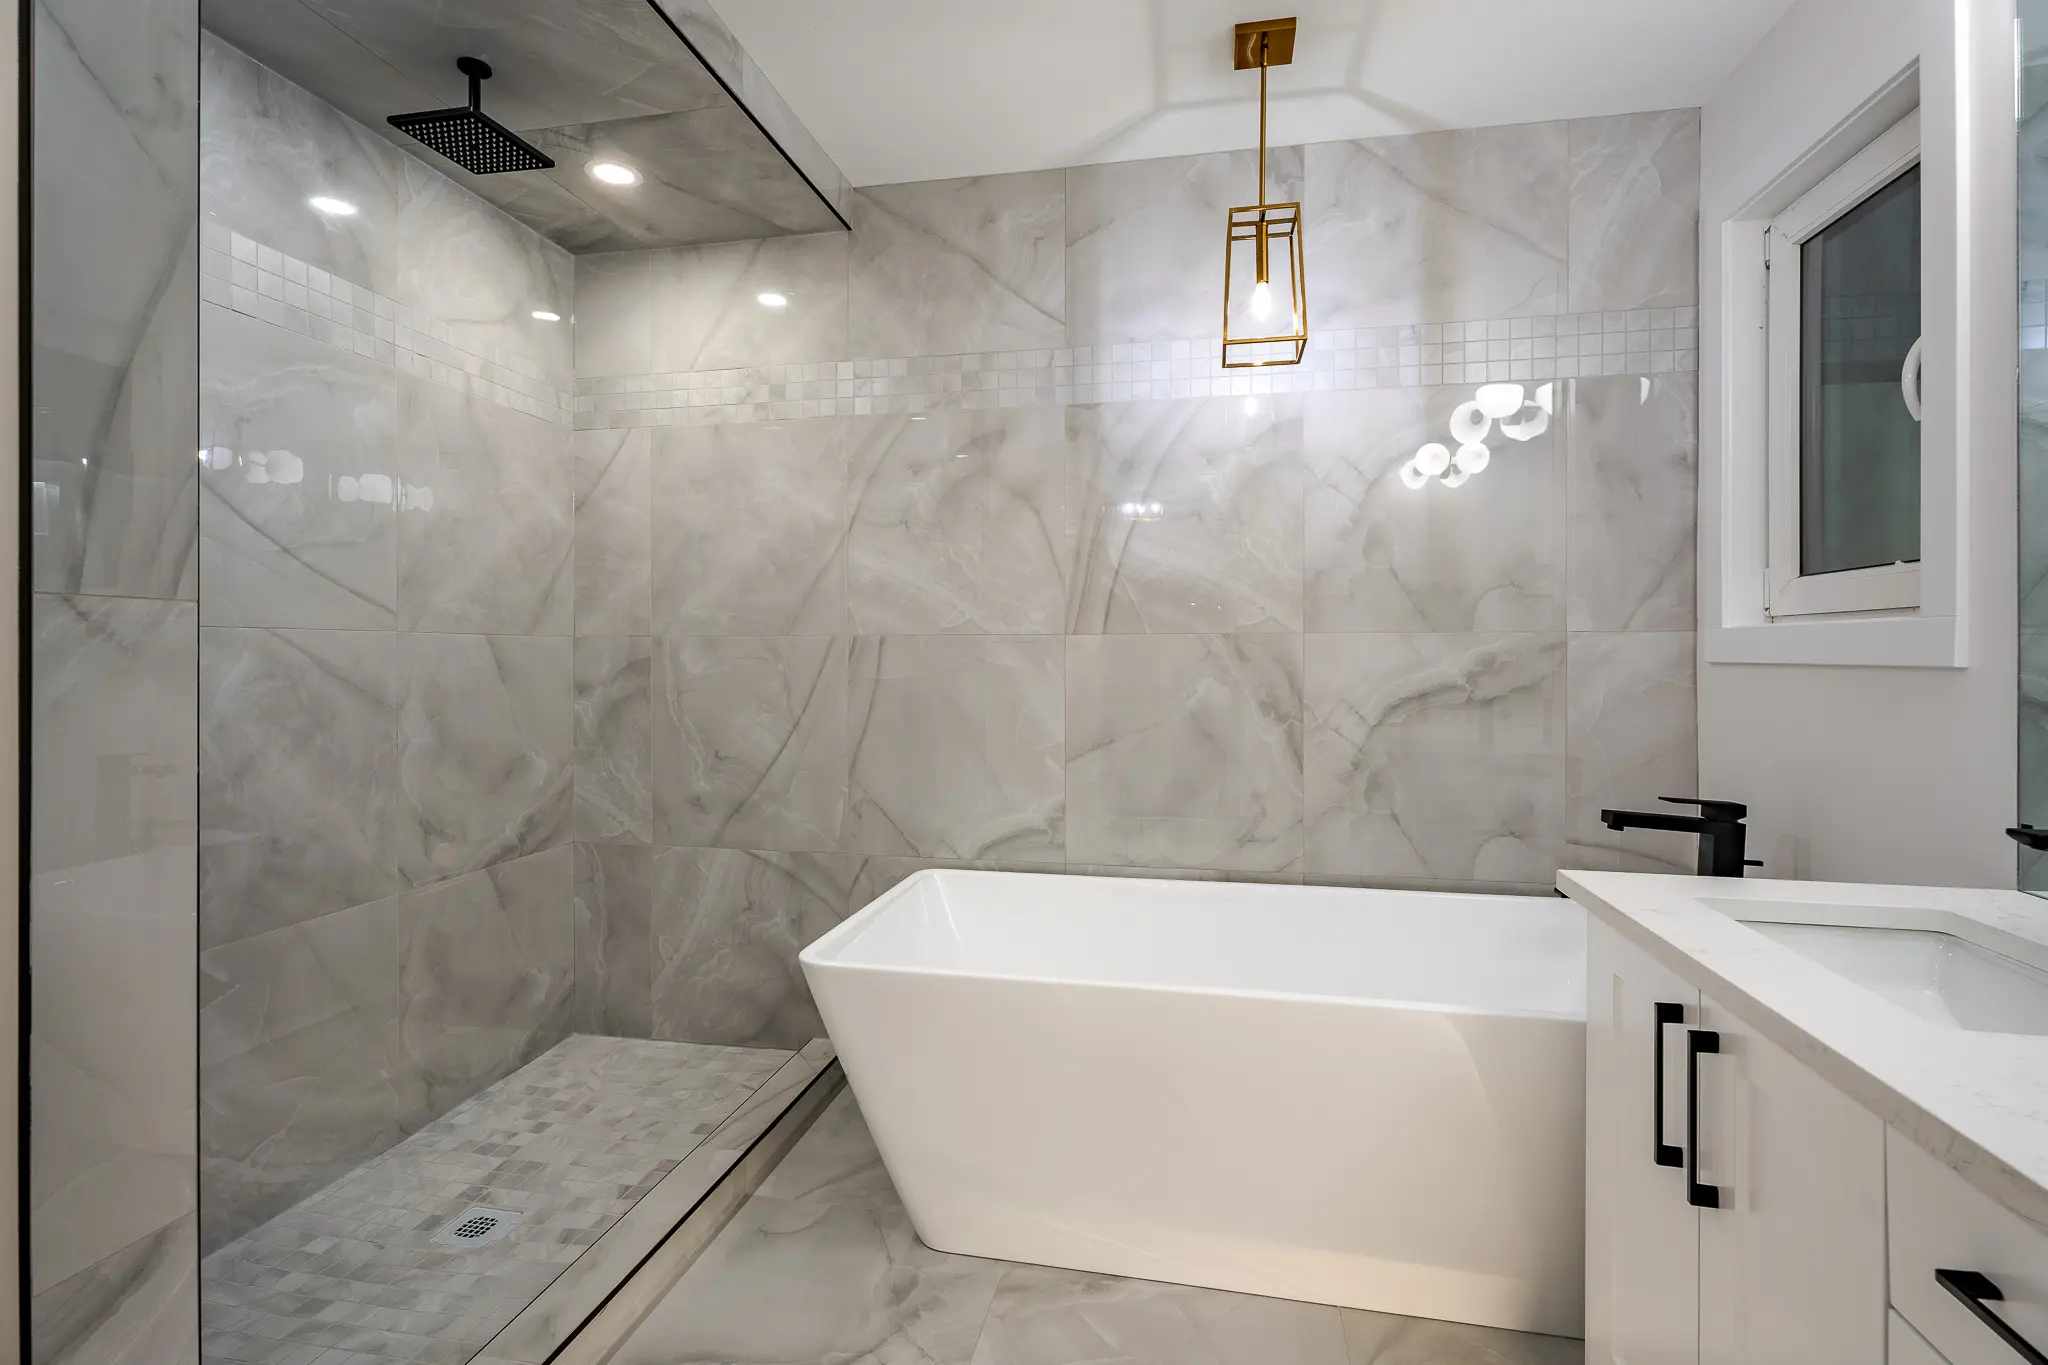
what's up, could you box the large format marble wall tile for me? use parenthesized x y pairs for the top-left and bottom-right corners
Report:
(31, 844), (196, 1295)
(1067, 396), (1304, 633)
(1304, 387), (1564, 633)
(650, 849), (858, 1048)
(653, 420), (848, 636)
(656, 635), (850, 853)
(1566, 374), (1698, 632)
(1567, 110), (1701, 314)
(397, 846), (576, 1121)
(575, 635), (654, 845)
(1066, 634), (1304, 873)
(200, 303), (399, 629)
(1304, 632), (1565, 885)
(573, 842), (653, 1036)
(1564, 631), (1698, 874)
(31, 1214), (197, 1365)
(396, 632), (573, 883)
(200, 626), (404, 949)
(573, 249), (659, 378)
(847, 409), (1070, 634)
(849, 170), (1066, 357)
(199, 897), (412, 1250)
(1305, 124), (1569, 329)
(31, 595), (198, 876)
(846, 636), (1065, 863)
(574, 428), (653, 637)
(202, 36), (575, 388)
(33, 1), (198, 602)
(394, 374), (573, 635)
(1066, 148), (1302, 345)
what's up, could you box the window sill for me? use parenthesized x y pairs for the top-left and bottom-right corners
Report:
(1704, 614), (1963, 669)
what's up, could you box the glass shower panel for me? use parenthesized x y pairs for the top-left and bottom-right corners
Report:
(2022, 0), (2048, 894)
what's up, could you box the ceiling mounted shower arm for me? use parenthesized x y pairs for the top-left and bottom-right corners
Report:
(458, 55), (492, 111)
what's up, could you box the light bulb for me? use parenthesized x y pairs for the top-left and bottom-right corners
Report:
(588, 160), (641, 186)
(1454, 443), (1491, 474)
(1476, 383), (1526, 419)
(1415, 443), (1452, 477)
(1249, 279), (1274, 321)
(1441, 468), (1471, 489)
(1449, 402), (1491, 445)
(1399, 461), (1430, 491)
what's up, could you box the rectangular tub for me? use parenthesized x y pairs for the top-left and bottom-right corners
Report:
(800, 869), (1587, 1338)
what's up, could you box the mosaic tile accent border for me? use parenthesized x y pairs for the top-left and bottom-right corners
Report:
(574, 307), (1700, 430)
(199, 222), (576, 426)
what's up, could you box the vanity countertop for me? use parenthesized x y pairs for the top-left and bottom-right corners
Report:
(1558, 870), (2048, 1234)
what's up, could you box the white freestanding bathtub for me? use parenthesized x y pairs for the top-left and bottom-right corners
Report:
(800, 870), (1587, 1338)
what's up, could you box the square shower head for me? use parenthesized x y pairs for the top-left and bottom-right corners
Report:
(387, 56), (554, 176)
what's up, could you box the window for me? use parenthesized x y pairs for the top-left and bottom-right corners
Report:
(1765, 109), (1923, 617)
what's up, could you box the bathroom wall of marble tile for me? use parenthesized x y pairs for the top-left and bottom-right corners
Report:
(28, 0), (203, 1357)
(196, 35), (582, 1256)
(567, 110), (1704, 1045)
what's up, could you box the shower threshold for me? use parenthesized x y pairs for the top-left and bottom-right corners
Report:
(200, 1035), (838, 1365)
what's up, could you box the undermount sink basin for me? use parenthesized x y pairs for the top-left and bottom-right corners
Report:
(1739, 919), (2048, 1036)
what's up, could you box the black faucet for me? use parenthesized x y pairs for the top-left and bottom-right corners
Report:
(1600, 797), (1760, 878)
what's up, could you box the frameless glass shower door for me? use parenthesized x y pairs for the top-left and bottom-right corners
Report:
(2022, 0), (2048, 893)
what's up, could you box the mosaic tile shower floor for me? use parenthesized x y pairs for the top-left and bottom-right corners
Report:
(199, 1036), (795, 1365)
(604, 1089), (1586, 1365)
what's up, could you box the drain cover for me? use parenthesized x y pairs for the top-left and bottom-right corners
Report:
(436, 1207), (518, 1249)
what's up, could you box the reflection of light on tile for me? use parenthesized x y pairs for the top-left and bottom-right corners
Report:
(244, 450), (304, 486)
(307, 195), (357, 216)
(1117, 501), (1165, 521)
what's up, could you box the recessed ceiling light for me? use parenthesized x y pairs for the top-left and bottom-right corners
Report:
(531, 310), (561, 322)
(588, 160), (640, 186)
(756, 292), (788, 308)
(308, 195), (358, 216)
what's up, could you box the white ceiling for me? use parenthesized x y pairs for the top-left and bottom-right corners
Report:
(710, 0), (1798, 187)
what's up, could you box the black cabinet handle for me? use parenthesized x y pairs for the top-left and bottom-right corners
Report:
(1653, 1003), (1683, 1168)
(2009, 825), (2048, 851)
(1686, 1028), (1721, 1209)
(1937, 1269), (2048, 1364)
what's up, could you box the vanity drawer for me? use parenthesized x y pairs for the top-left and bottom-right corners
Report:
(1889, 1129), (2048, 1365)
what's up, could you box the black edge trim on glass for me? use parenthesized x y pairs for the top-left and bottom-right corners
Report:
(16, 0), (32, 1344)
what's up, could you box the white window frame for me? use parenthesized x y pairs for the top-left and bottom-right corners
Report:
(1764, 108), (1924, 619)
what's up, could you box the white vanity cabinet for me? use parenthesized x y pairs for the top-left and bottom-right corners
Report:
(1586, 917), (1888, 1363)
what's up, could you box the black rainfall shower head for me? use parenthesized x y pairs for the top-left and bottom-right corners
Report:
(387, 56), (554, 175)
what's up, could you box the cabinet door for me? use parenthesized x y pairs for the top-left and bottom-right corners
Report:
(1586, 919), (1701, 1364)
(1696, 992), (1887, 1365)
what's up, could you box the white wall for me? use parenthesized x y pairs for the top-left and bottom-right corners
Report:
(1698, 0), (2018, 887)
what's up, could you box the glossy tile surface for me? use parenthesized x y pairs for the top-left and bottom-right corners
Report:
(1566, 110), (1701, 314)
(573, 428), (652, 637)
(574, 842), (654, 1036)
(574, 635), (654, 845)
(1563, 632), (1698, 874)
(1564, 375), (1697, 632)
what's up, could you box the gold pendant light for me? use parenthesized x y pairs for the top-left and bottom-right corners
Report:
(1222, 16), (1307, 369)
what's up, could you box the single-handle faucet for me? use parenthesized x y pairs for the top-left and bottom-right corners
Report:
(1599, 797), (1762, 878)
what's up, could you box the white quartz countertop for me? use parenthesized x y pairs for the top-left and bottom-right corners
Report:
(1558, 870), (2048, 1234)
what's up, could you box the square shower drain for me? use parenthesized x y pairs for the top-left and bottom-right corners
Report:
(436, 1206), (519, 1249)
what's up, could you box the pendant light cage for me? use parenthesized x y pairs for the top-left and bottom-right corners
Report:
(1222, 16), (1307, 369)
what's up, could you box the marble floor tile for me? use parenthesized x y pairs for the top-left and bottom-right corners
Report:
(198, 897), (409, 1249)
(845, 635), (1065, 863)
(200, 626), (404, 949)
(756, 1089), (899, 1212)
(573, 429), (652, 638)
(609, 1195), (1003, 1365)
(1563, 632), (1697, 875)
(1565, 110), (1700, 314)
(1305, 388), (1563, 633)
(1067, 147), (1303, 344)
(1067, 396), (1305, 634)
(847, 408), (1071, 635)
(394, 375), (572, 636)
(1304, 632), (1565, 885)
(573, 842), (653, 1037)
(33, 1213), (198, 1365)
(574, 635), (653, 845)
(654, 634), (849, 853)
(1565, 375), (1696, 633)
(650, 848), (859, 1049)
(1342, 1308), (1584, 1365)
(652, 233), (851, 371)
(1306, 125), (1568, 328)
(397, 847), (576, 1122)
(31, 593), (198, 876)
(396, 633), (572, 884)
(849, 170), (1066, 357)
(200, 303), (398, 630)
(653, 419), (849, 637)
(1066, 633), (1304, 874)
